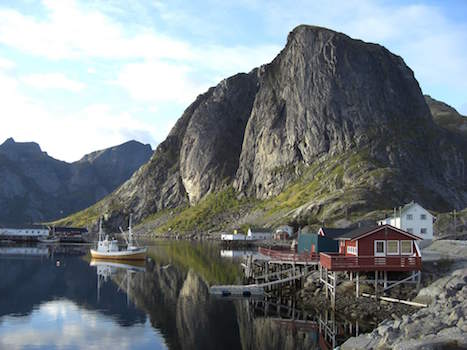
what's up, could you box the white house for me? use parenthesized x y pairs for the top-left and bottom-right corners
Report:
(378, 202), (435, 245)
(0, 225), (49, 238)
(247, 227), (273, 240)
(275, 225), (294, 237)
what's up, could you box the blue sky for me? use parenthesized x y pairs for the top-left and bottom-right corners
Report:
(0, 0), (466, 162)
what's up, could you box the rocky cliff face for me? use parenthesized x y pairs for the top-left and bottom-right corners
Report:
(425, 95), (467, 136)
(0, 138), (152, 224)
(69, 25), (467, 231)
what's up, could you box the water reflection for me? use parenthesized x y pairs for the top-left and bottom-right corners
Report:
(0, 242), (369, 349)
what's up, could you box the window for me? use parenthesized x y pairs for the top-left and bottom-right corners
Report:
(347, 246), (357, 255)
(420, 228), (427, 234)
(420, 214), (427, 220)
(406, 214), (413, 220)
(375, 241), (385, 256)
(407, 228), (413, 233)
(401, 241), (413, 255)
(387, 240), (399, 255)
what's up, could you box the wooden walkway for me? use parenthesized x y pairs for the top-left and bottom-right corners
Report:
(210, 262), (315, 296)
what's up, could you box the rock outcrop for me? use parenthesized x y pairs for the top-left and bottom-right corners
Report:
(67, 25), (467, 231)
(0, 138), (152, 223)
(341, 267), (467, 350)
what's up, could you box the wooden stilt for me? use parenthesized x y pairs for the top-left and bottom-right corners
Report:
(374, 271), (378, 299)
(356, 271), (359, 298)
(331, 271), (337, 309)
(384, 271), (388, 292)
(416, 271), (421, 292)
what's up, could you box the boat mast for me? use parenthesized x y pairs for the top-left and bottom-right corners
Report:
(128, 214), (133, 247)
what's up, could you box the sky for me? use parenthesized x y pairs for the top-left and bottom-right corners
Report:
(0, 0), (466, 162)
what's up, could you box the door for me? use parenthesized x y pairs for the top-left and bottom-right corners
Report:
(374, 240), (386, 256)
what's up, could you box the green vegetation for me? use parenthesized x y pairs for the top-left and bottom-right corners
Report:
(51, 201), (103, 227)
(156, 187), (250, 234)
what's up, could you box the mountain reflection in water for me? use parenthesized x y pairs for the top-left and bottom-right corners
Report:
(0, 242), (365, 349)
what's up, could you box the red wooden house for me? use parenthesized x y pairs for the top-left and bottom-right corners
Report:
(320, 224), (422, 272)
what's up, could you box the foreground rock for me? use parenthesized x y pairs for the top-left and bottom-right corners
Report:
(341, 267), (467, 349)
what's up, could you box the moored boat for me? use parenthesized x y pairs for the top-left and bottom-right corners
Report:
(90, 216), (147, 261)
(38, 236), (60, 243)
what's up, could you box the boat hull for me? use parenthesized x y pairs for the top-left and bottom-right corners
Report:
(90, 248), (147, 261)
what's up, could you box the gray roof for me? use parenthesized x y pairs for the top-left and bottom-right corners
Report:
(319, 227), (353, 239)
(249, 227), (272, 233)
(338, 224), (422, 240)
(338, 225), (379, 240)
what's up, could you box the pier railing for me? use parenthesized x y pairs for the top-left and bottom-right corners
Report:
(320, 253), (422, 272)
(258, 247), (319, 263)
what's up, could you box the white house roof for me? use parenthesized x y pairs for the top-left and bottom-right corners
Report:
(400, 202), (434, 217)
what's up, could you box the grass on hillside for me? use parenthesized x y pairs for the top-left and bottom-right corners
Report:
(155, 187), (250, 234)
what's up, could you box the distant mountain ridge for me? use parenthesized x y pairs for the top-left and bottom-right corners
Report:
(60, 25), (467, 233)
(0, 138), (152, 224)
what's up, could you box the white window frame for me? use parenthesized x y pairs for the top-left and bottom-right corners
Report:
(420, 214), (427, 220)
(400, 240), (413, 255)
(406, 214), (413, 220)
(420, 228), (427, 234)
(386, 240), (399, 255)
(374, 240), (386, 256)
(346, 245), (357, 255)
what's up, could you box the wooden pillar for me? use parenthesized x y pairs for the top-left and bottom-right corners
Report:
(356, 271), (359, 298)
(325, 268), (329, 299)
(331, 271), (337, 309)
(384, 271), (388, 292)
(374, 271), (378, 299)
(416, 271), (421, 292)
(350, 271), (353, 281)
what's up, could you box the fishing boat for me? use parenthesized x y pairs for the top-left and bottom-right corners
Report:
(90, 215), (147, 261)
(38, 236), (60, 243)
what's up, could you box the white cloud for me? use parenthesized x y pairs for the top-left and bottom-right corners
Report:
(114, 61), (206, 104)
(0, 0), (192, 61)
(21, 73), (86, 92)
(0, 70), (157, 162)
(0, 56), (15, 70)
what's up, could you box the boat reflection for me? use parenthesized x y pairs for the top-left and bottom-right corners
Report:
(90, 259), (146, 305)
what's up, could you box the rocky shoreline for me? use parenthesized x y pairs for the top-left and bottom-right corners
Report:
(340, 262), (467, 349)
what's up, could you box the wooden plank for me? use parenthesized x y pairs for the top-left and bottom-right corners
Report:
(361, 293), (427, 307)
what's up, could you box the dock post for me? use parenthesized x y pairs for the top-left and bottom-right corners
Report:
(356, 272), (359, 298)
(384, 271), (388, 293)
(331, 271), (337, 309)
(374, 271), (378, 299)
(350, 271), (353, 281)
(325, 268), (329, 299)
(416, 271), (421, 292)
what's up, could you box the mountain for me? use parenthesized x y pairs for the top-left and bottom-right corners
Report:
(62, 25), (467, 232)
(425, 95), (467, 136)
(0, 138), (152, 224)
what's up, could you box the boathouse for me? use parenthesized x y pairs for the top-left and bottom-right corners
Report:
(297, 231), (339, 254)
(247, 227), (273, 240)
(320, 224), (422, 272)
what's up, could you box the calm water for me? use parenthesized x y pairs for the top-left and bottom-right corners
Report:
(0, 242), (365, 350)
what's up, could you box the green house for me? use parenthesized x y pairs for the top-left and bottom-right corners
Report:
(297, 232), (339, 254)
